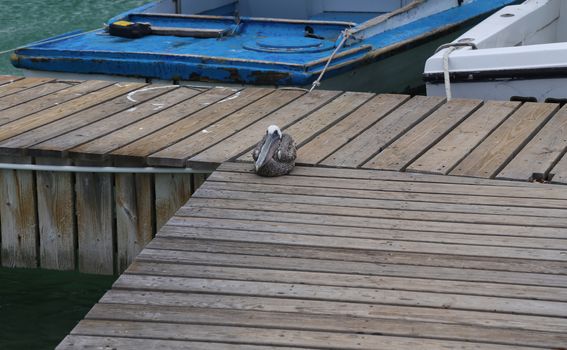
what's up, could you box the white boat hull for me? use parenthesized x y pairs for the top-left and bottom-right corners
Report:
(424, 0), (567, 102)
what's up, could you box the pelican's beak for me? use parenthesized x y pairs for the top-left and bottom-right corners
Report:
(255, 132), (279, 171)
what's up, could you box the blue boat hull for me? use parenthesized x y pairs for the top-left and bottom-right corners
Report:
(12, 0), (520, 89)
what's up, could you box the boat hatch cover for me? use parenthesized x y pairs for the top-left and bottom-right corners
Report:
(243, 37), (335, 53)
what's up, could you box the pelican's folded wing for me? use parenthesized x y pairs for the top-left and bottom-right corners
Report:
(278, 134), (297, 162)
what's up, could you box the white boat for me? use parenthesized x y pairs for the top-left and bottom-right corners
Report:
(424, 0), (567, 102)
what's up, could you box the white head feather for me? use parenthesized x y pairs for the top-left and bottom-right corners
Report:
(267, 125), (282, 138)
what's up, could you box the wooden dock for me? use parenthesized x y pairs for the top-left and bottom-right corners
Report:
(1, 76), (567, 348)
(57, 162), (567, 349)
(0, 77), (566, 183)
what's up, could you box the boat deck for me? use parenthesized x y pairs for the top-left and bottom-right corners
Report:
(57, 162), (567, 349)
(1, 76), (566, 183)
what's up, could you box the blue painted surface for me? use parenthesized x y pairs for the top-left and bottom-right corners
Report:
(12, 0), (520, 86)
(244, 37), (335, 54)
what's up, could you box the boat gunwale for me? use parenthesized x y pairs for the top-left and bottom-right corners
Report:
(14, 44), (373, 72)
(131, 12), (358, 28)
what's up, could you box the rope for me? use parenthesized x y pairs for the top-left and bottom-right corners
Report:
(279, 87), (310, 92)
(0, 27), (104, 56)
(442, 46), (457, 101)
(435, 42), (478, 101)
(309, 29), (352, 93)
(230, 8), (241, 36)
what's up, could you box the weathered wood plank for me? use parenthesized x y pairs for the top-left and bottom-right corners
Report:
(107, 290), (567, 340)
(497, 104), (567, 181)
(237, 91), (374, 162)
(69, 87), (237, 161)
(408, 100), (520, 175)
(127, 261), (567, 301)
(154, 173), (193, 230)
(115, 173), (154, 273)
(0, 156), (38, 268)
(187, 191), (567, 228)
(0, 80), (112, 127)
(217, 161), (536, 187)
(140, 245), (567, 287)
(320, 96), (445, 168)
(109, 87), (246, 162)
(162, 222), (567, 263)
(163, 214), (567, 251)
(0, 83), (166, 150)
(550, 153), (567, 184)
(297, 94), (410, 164)
(0, 82), (146, 143)
(146, 89), (303, 168)
(199, 181), (567, 216)
(363, 99), (483, 171)
(277, 91), (373, 148)
(57, 335), (304, 350)
(188, 90), (341, 165)
(205, 170), (567, 200)
(136, 88), (273, 167)
(36, 158), (75, 270)
(75, 161), (114, 275)
(86, 303), (567, 349)
(113, 274), (567, 316)
(168, 216), (567, 261)
(152, 234), (567, 274)
(102, 290), (567, 333)
(0, 81), (74, 111)
(0, 77), (52, 99)
(195, 184), (567, 219)
(451, 102), (560, 178)
(178, 205), (566, 242)
(0, 75), (23, 86)
(29, 87), (193, 157)
(71, 319), (537, 350)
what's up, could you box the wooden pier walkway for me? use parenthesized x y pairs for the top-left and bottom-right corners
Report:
(1, 76), (567, 348)
(0, 77), (566, 183)
(57, 162), (567, 349)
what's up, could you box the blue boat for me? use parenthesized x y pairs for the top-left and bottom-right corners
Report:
(11, 0), (520, 92)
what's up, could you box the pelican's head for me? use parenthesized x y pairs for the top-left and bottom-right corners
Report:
(255, 125), (282, 171)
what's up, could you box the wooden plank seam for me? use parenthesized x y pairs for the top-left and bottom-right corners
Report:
(229, 91), (344, 162)
(489, 105), (561, 179)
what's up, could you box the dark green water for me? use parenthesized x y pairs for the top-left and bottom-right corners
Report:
(0, 268), (115, 349)
(0, 0), (153, 75)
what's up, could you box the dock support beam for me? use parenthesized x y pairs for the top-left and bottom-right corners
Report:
(0, 159), (209, 275)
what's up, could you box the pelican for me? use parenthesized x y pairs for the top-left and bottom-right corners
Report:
(252, 125), (296, 177)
